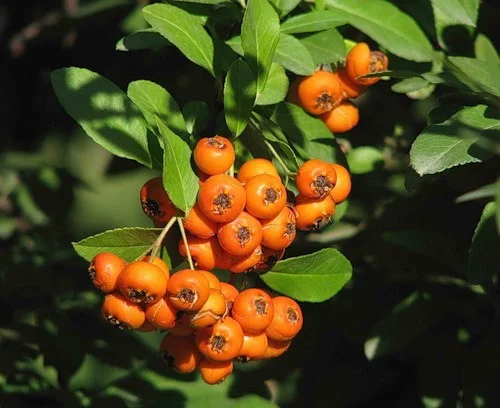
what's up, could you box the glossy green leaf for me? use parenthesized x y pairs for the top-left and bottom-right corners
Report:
(391, 77), (430, 94)
(260, 248), (352, 302)
(410, 105), (498, 176)
(447, 56), (500, 97)
(224, 59), (257, 137)
(183, 101), (210, 135)
(73, 227), (162, 262)
(325, 0), (434, 62)
(156, 118), (199, 214)
(241, 0), (280, 95)
(298, 29), (346, 65)
(51, 67), (152, 168)
(143, 3), (215, 76)
(475, 33), (500, 64)
(256, 63), (289, 105)
(347, 146), (384, 174)
(274, 34), (316, 75)
(116, 29), (170, 51)
(280, 10), (348, 34)
(456, 180), (499, 203)
(269, 0), (301, 17)
(127, 80), (188, 142)
(431, 0), (478, 49)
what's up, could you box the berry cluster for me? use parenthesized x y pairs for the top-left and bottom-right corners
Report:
(288, 42), (389, 133)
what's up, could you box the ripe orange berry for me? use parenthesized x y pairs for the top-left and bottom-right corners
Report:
(296, 71), (343, 115)
(296, 159), (337, 198)
(231, 289), (274, 334)
(230, 245), (262, 273)
(337, 67), (367, 99)
(320, 101), (359, 133)
(238, 332), (268, 362)
(199, 359), (233, 385)
(160, 334), (201, 374)
(261, 207), (296, 250)
(102, 292), (145, 330)
(346, 42), (389, 86)
(141, 256), (170, 280)
(214, 247), (240, 271)
(329, 164), (352, 203)
(198, 174), (246, 223)
(286, 77), (301, 105)
(244, 174), (287, 219)
(117, 261), (167, 304)
(170, 312), (195, 336)
(166, 269), (211, 311)
(189, 288), (227, 328)
(198, 270), (221, 290)
(195, 316), (244, 361)
(197, 169), (211, 186)
(145, 296), (177, 330)
(137, 320), (156, 332)
(178, 235), (218, 271)
(294, 194), (335, 231)
(220, 283), (239, 309)
(140, 177), (177, 223)
(183, 204), (218, 239)
(193, 136), (235, 176)
(217, 211), (263, 256)
(257, 337), (292, 359)
(265, 297), (303, 341)
(255, 247), (284, 270)
(236, 158), (280, 184)
(88, 252), (126, 293)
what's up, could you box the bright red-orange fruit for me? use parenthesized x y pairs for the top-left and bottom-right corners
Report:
(178, 235), (218, 271)
(166, 269), (211, 312)
(295, 159), (337, 198)
(238, 332), (268, 361)
(199, 359), (233, 385)
(195, 316), (244, 361)
(194, 136), (235, 176)
(189, 288), (227, 328)
(160, 334), (201, 374)
(237, 158), (280, 184)
(255, 247), (285, 270)
(337, 67), (367, 99)
(102, 292), (145, 330)
(183, 204), (218, 239)
(261, 207), (296, 250)
(244, 174), (287, 219)
(117, 261), (167, 304)
(141, 256), (170, 280)
(230, 245), (263, 273)
(296, 71), (343, 115)
(265, 296), (303, 341)
(231, 289), (274, 334)
(220, 282), (239, 309)
(256, 337), (292, 360)
(217, 211), (263, 256)
(294, 194), (335, 231)
(321, 101), (360, 133)
(329, 164), (352, 203)
(145, 296), (177, 330)
(88, 252), (126, 293)
(140, 177), (177, 223)
(346, 42), (389, 86)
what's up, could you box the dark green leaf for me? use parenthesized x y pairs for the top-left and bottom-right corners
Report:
(269, 0), (301, 17)
(224, 59), (257, 137)
(51, 67), (152, 167)
(298, 29), (346, 65)
(325, 0), (434, 62)
(280, 10), (348, 34)
(241, 0), (280, 95)
(183, 101), (210, 135)
(143, 3), (215, 76)
(72, 227), (162, 261)
(274, 34), (316, 75)
(391, 77), (430, 94)
(116, 29), (170, 51)
(256, 63), (289, 105)
(0, 216), (18, 240)
(447, 56), (500, 97)
(260, 248), (352, 302)
(456, 180), (499, 203)
(475, 33), (500, 64)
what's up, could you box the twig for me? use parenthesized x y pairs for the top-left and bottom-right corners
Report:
(177, 218), (195, 270)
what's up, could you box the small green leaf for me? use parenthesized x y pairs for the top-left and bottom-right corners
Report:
(475, 33), (500, 64)
(143, 3), (215, 76)
(183, 101), (210, 135)
(456, 181), (499, 203)
(72, 227), (162, 261)
(51, 67), (152, 167)
(224, 59), (257, 137)
(325, 0), (434, 62)
(280, 9), (348, 34)
(298, 29), (346, 65)
(274, 34), (316, 75)
(116, 29), (170, 51)
(156, 118), (199, 214)
(256, 63), (289, 106)
(0, 216), (18, 240)
(347, 146), (384, 174)
(447, 56), (500, 98)
(241, 0), (280, 95)
(269, 0), (301, 17)
(391, 77), (430, 94)
(260, 248), (352, 302)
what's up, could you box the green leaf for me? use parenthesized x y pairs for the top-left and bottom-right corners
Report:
(260, 248), (352, 302)
(72, 227), (162, 261)
(455, 180), (500, 203)
(127, 80), (188, 142)
(280, 10), (348, 34)
(224, 59), (257, 137)
(475, 33), (500, 64)
(325, 0), (434, 62)
(347, 146), (384, 174)
(298, 29), (346, 65)
(156, 118), (199, 214)
(51, 67), (152, 168)
(183, 101), (210, 135)
(268, 0), (301, 17)
(467, 202), (500, 285)
(256, 63), (289, 105)
(241, 0), (280, 95)
(409, 105), (497, 176)
(274, 34), (316, 75)
(116, 29), (170, 51)
(143, 3), (215, 76)
(447, 56), (500, 98)
(0, 216), (18, 240)
(391, 77), (430, 94)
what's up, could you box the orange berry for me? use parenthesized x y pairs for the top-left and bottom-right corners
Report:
(137, 320), (156, 332)
(337, 67), (367, 99)
(346, 42), (389, 86)
(320, 101), (359, 133)
(294, 194), (335, 231)
(199, 359), (233, 385)
(189, 288), (227, 328)
(261, 207), (296, 250)
(329, 164), (352, 203)
(88, 252), (126, 293)
(231, 289), (274, 334)
(198, 174), (246, 223)
(286, 77), (301, 105)
(220, 282), (239, 309)
(230, 245), (262, 273)
(255, 247), (284, 270)
(145, 296), (177, 330)
(197, 169), (211, 186)
(170, 312), (195, 336)
(117, 261), (167, 304)
(238, 332), (268, 361)
(160, 334), (201, 374)
(141, 256), (170, 280)
(237, 158), (280, 184)
(198, 270), (221, 290)
(102, 292), (145, 330)
(265, 297), (303, 341)
(140, 177), (177, 223)
(193, 136), (235, 176)
(244, 174), (287, 219)
(296, 71), (343, 115)
(257, 337), (291, 359)
(195, 316), (244, 361)
(295, 159), (337, 198)
(217, 211), (263, 256)
(166, 269), (211, 311)
(183, 204), (218, 239)
(178, 235), (218, 271)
